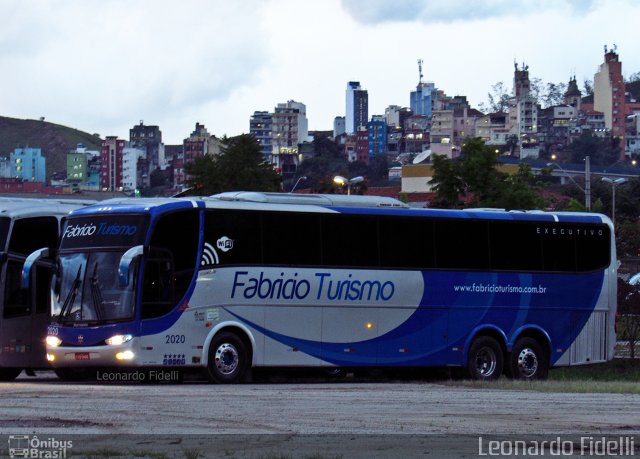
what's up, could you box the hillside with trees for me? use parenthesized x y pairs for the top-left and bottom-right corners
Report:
(0, 116), (102, 180)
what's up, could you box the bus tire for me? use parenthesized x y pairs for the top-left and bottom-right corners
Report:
(507, 337), (548, 380)
(0, 368), (22, 381)
(466, 336), (503, 380)
(206, 332), (249, 384)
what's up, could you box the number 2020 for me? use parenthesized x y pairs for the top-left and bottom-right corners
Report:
(165, 334), (186, 344)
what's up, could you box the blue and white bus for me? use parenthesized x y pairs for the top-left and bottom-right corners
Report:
(0, 197), (93, 380)
(38, 192), (617, 382)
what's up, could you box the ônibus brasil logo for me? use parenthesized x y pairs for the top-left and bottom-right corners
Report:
(63, 222), (137, 239)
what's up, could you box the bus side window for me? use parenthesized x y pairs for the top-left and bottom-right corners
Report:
(142, 210), (199, 319)
(141, 251), (174, 319)
(3, 216), (59, 318)
(203, 210), (262, 266)
(3, 260), (29, 318)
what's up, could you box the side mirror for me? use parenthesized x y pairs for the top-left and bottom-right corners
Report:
(119, 245), (144, 287)
(21, 248), (50, 289)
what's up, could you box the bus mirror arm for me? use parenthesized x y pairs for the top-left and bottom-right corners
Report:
(21, 247), (50, 289)
(119, 245), (144, 287)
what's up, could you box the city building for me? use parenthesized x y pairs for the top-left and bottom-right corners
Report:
(129, 121), (164, 188)
(594, 46), (626, 158)
(564, 76), (582, 112)
(250, 111), (273, 159)
(66, 148), (88, 186)
(0, 157), (10, 178)
(100, 136), (125, 191)
(10, 147), (46, 182)
(510, 62), (539, 158)
(430, 110), (454, 144)
(345, 81), (368, 134)
(367, 115), (387, 160)
(453, 108), (484, 146)
(403, 115), (430, 154)
(355, 127), (369, 163)
(271, 100), (310, 175)
(333, 116), (345, 138)
(410, 60), (436, 117)
(122, 145), (145, 192)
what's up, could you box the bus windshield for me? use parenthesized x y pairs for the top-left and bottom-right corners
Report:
(52, 251), (138, 324)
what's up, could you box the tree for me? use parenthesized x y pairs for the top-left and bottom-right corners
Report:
(567, 132), (619, 166)
(617, 278), (640, 359)
(541, 82), (567, 108)
(185, 134), (280, 194)
(583, 79), (594, 96)
(484, 81), (511, 113)
(429, 154), (465, 207)
(429, 137), (543, 210)
(627, 71), (640, 83)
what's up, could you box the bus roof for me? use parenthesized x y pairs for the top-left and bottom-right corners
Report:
(209, 191), (409, 208)
(0, 197), (96, 218)
(65, 194), (610, 226)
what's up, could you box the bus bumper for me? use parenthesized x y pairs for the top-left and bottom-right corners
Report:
(46, 340), (138, 367)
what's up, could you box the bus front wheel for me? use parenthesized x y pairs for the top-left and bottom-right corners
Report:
(507, 337), (548, 380)
(206, 332), (249, 384)
(467, 336), (503, 380)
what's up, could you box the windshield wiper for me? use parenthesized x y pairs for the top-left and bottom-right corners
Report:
(90, 262), (106, 321)
(59, 266), (82, 323)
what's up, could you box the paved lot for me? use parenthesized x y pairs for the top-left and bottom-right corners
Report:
(1, 371), (638, 457)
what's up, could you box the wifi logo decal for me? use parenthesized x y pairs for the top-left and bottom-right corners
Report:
(201, 242), (219, 266)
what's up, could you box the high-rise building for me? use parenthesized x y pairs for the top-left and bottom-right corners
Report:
(410, 60), (436, 117)
(594, 47), (626, 159)
(122, 145), (145, 192)
(345, 81), (368, 134)
(129, 121), (164, 181)
(368, 115), (387, 160)
(100, 136), (125, 191)
(271, 100), (310, 175)
(510, 62), (539, 158)
(250, 111), (273, 159)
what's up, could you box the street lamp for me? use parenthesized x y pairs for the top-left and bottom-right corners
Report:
(601, 177), (627, 223)
(290, 176), (307, 193)
(546, 156), (591, 210)
(333, 175), (364, 195)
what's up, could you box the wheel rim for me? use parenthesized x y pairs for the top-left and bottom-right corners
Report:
(475, 347), (497, 377)
(516, 347), (538, 378)
(215, 343), (239, 375)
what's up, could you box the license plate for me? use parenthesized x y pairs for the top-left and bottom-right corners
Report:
(75, 352), (90, 360)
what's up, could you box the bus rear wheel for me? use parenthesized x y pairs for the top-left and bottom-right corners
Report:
(0, 368), (22, 381)
(507, 337), (548, 380)
(206, 332), (249, 384)
(467, 336), (503, 380)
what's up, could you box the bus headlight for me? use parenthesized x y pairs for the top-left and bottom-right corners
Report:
(115, 350), (135, 361)
(105, 334), (133, 346)
(46, 336), (62, 347)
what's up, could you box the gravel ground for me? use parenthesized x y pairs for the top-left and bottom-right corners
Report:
(1, 372), (638, 458)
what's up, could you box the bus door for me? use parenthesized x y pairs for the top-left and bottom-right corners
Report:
(1, 217), (59, 369)
(1, 254), (32, 368)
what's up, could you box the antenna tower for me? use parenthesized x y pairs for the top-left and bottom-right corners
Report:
(417, 59), (423, 84)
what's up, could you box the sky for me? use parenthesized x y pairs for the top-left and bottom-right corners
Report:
(1, 0), (639, 145)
